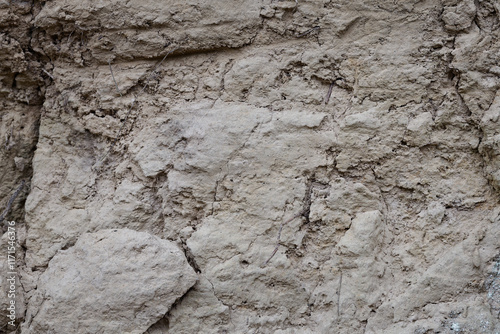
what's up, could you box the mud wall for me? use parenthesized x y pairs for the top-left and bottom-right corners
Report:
(0, 0), (500, 333)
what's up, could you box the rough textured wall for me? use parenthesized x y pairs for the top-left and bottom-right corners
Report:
(1, 0), (500, 333)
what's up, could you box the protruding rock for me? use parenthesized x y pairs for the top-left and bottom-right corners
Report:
(24, 229), (197, 334)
